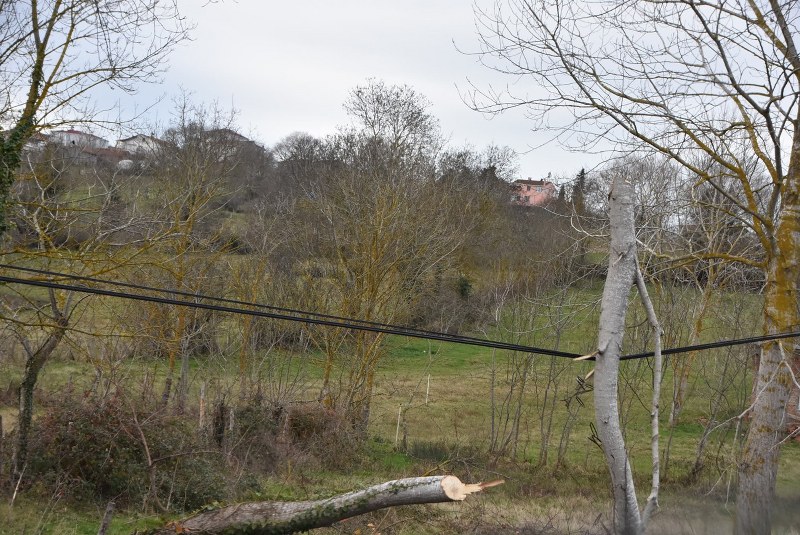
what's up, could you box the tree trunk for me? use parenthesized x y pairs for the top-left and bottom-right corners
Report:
(735, 340), (793, 535)
(13, 304), (68, 477)
(0, 78), (38, 233)
(173, 307), (188, 413)
(736, 291), (797, 532)
(787, 356), (800, 440)
(0, 152), (21, 234)
(161, 373), (172, 408)
(177, 342), (189, 414)
(594, 174), (642, 535)
(145, 476), (501, 535)
(635, 262), (662, 525)
(97, 501), (115, 535)
(735, 130), (800, 535)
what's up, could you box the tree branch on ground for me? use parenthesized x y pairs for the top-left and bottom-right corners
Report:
(146, 476), (502, 535)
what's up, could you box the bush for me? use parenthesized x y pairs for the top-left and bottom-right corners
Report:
(226, 401), (362, 472)
(20, 392), (370, 513)
(26, 394), (226, 511)
(284, 404), (361, 469)
(225, 401), (282, 472)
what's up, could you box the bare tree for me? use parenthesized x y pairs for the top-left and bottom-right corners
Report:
(7, 287), (70, 477)
(297, 146), (472, 431)
(281, 83), (475, 432)
(129, 98), (240, 411)
(273, 132), (327, 195)
(0, 0), (190, 232)
(343, 78), (442, 175)
(3, 140), (158, 478)
(472, 2), (800, 532)
(589, 173), (663, 534)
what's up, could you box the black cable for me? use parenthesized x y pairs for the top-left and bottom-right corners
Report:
(3, 265), (797, 362)
(0, 273), (583, 358)
(0, 263), (534, 351)
(620, 330), (800, 361)
(0, 263), (443, 336)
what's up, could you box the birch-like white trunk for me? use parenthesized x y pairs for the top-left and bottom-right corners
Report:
(635, 261), (662, 525)
(594, 175), (641, 535)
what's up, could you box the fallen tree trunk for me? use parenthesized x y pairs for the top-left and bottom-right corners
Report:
(146, 475), (502, 534)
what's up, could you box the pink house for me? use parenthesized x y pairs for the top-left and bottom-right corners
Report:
(511, 178), (556, 207)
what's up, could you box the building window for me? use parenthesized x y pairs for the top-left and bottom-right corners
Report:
(526, 185), (531, 191)
(535, 186), (542, 192)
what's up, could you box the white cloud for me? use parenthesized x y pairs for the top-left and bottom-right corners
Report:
(102, 0), (602, 179)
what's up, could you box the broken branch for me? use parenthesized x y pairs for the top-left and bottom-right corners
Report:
(145, 475), (502, 535)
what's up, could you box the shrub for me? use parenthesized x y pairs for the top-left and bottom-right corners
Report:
(26, 394), (226, 511)
(226, 401), (362, 472)
(225, 401), (281, 472)
(284, 404), (361, 469)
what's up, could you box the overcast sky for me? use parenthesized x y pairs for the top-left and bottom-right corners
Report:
(114, 0), (601, 181)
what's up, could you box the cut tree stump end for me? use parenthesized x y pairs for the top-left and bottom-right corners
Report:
(441, 476), (504, 501)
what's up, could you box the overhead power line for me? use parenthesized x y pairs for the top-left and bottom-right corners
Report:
(0, 269), (582, 358)
(0, 263), (554, 352)
(620, 331), (800, 360)
(1, 264), (798, 361)
(0, 263), (443, 335)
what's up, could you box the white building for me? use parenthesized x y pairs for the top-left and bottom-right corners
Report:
(115, 134), (163, 156)
(49, 129), (108, 149)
